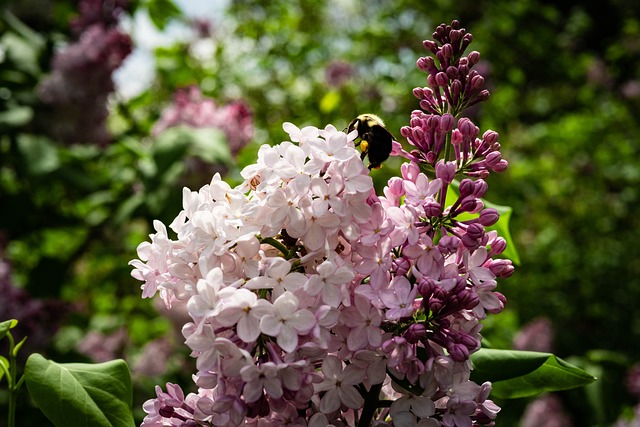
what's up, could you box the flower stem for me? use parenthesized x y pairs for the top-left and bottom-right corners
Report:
(259, 237), (290, 258)
(357, 382), (383, 427)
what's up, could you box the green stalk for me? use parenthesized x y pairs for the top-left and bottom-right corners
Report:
(5, 332), (16, 427)
(259, 237), (290, 258)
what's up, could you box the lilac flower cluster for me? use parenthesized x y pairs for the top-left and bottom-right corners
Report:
(153, 86), (254, 156)
(130, 21), (513, 427)
(37, 0), (131, 145)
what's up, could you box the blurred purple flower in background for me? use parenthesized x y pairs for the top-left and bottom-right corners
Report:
(38, 0), (132, 145)
(0, 237), (68, 359)
(521, 394), (574, 427)
(513, 317), (554, 353)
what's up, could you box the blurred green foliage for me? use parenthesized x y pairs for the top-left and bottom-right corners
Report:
(2, 0), (640, 425)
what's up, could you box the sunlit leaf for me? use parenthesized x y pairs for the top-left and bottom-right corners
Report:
(471, 349), (597, 399)
(0, 319), (18, 339)
(25, 354), (135, 427)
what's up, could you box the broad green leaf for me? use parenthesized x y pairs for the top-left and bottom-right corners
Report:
(16, 135), (60, 175)
(444, 182), (520, 265)
(25, 354), (135, 427)
(471, 349), (596, 399)
(0, 319), (18, 339)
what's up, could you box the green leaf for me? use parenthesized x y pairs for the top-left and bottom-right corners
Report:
(444, 183), (520, 265)
(145, 0), (182, 30)
(471, 349), (597, 399)
(16, 135), (60, 175)
(0, 356), (8, 382)
(483, 199), (521, 265)
(0, 106), (33, 126)
(25, 354), (135, 427)
(0, 319), (18, 339)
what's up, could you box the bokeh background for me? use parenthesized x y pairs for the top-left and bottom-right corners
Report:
(1, 0), (640, 425)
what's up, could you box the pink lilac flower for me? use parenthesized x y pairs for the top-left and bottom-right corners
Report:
(131, 20), (513, 427)
(153, 86), (253, 155)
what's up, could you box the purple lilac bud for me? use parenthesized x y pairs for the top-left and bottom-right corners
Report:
(404, 323), (427, 344)
(435, 160), (456, 184)
(423, 200), (442, 217)
(458, 179), (475, 197)
(489, 237), (507, 255)
(437, 234), (460, 254)
(478, 208), (499, 226)
(393, 256), (411, 276)
(449, 343), (470, 362)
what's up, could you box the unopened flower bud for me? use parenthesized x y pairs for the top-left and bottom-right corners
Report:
(435, 72), (449, 87)
(437, 234), (460, 254)
(422, 39), (438, 54)
(459, 196), (479, 213)
(405, 323), (427, 344)
(412, 87), (425, 99)
(449, 343), (469, 362)
(458, 118), (478, 138)
(489, 259), (514, 278)
(449, 29), (462, 45)
(459, 179), (475, 197)
(459, 289), (480, 309)
(451, 80), (462, 101)
(439, 114), (455, 132)
(451, 128), (463, 146)
(485, 151), (502, 169)
(482, 129), (499, 145)
(423, 200), (442, 217)
(459, 333), (479, 350)
(393, 256), (411, 276)
(473, 179), (488, 198)
(490, 237), (507, 254)
(446, 66), (459, 80)
(416, 57), (429, 72)
(476, 89), (490, 102)
(492, 159), (509, 172)
(400, 126), (412, 138)
(471, 74), (485, 90)
(479, 208), (499, 226)
(435, 160), (456, 183)
(467, 51), (480, 65)
(441, 44), (453, 62)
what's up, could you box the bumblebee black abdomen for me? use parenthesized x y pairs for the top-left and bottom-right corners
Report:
(346, 114), (394, 170)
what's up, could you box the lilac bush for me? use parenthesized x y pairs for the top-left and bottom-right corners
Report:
(130, 21), (513, 427)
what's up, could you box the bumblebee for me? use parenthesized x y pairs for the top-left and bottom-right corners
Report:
(346, 114), (394, 170)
